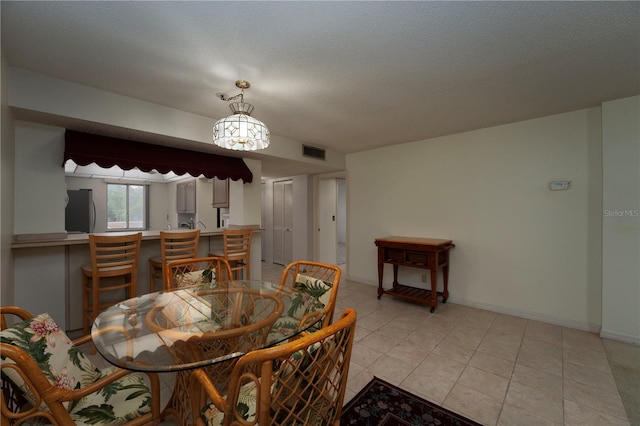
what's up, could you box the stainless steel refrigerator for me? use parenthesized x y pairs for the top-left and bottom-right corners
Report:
(65, 189), (96, 233)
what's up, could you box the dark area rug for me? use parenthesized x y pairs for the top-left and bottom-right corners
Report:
(341, 376), (483, 426)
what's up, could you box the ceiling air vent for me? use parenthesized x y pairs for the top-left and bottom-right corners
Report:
(302, 145), (325, 160)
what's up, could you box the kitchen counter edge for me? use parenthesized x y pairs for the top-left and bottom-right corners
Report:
(11, 227), (262, 249)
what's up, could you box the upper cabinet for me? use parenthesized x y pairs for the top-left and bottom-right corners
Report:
(212, 178), (229, 208)
(177, 180), (196, 213)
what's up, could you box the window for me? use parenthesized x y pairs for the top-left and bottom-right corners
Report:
(107, 184), (148, 230)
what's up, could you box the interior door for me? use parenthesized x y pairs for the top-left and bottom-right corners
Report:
(318, 178), (337, 264)
(273, 179), (293, 265)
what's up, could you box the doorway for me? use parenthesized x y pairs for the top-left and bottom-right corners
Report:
(317, 177), (346, 266)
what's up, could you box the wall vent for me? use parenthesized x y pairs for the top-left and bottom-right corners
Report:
(302, 145), (326, 160)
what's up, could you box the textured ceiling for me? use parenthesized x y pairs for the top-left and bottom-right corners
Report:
(2, 1), (639, 177)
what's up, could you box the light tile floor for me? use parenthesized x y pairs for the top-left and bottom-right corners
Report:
(88, 263), (636, 426)
(271, 263), (634, 426)
(334, 279), (634, 426)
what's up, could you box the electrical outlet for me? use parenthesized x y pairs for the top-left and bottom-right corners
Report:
(421, 274), (427, 283)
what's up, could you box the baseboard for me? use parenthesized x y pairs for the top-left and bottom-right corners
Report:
(346, 276), (604, 335)
(447, 296), (602, 334)
(600, 329), (640, 346)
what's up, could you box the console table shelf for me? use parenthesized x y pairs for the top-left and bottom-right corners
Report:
(375, 236), (455, 313)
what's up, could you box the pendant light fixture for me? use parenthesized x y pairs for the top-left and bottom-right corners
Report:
(213, 80), (270, 151)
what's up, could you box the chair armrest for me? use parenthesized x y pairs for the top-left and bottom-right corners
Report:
(190, 368), (227, 419)
(1, 306), (33, 330)
(71, 333), (93, 346)
(298, 311), (323, 329)
(60, 367), (159, 401)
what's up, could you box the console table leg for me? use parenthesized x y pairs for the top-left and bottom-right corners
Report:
(377, 248), (384, 299)
(442, 264), (450, 303)
(392, 264), (399, 289)
(429, 269), (438, 313)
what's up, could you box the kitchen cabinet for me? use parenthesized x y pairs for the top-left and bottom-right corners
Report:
(212, 178), (229, 208)
(177, 180), (196, 213)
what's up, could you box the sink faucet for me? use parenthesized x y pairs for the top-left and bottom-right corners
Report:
(179, 222), (193, 229)
(196, 221), (207, 229)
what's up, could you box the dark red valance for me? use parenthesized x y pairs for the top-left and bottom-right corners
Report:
(63, 130), (252, 183)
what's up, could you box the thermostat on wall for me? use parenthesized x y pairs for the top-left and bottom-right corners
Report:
(549, 181), (571, 191)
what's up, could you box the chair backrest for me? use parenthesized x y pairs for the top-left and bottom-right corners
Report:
(279, 260), (342, 327)
(223, 228), (252, 260)
(89, 232), (142, 279)
(161, 229), (201, 265)
(223, 228), (253, 279)
(192, 308), (357, 426)
(164, 256), (233, 290)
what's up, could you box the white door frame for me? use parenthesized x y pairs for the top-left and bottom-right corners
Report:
(314, 172), (347, 266)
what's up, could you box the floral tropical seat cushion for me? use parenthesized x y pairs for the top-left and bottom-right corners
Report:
(175, 267), (217, 288)
(0, 313), (153, 425)
(267, 274), (332, 344)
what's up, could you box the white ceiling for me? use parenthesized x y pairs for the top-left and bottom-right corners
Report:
(2, 1), (639, 178)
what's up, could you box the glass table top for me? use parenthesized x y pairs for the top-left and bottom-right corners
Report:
(91, 280), (319, 372)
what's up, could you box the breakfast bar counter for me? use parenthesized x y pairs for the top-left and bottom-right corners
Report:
(11, 228), (261, 249)
(11, 227), (262, 332)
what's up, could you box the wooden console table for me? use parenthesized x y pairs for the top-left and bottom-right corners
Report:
(375, 236), (455, 313)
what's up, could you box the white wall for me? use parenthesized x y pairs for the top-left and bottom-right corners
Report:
(14, 122), (67, 234)
(227, 158), (263, 280)
(194, 178), (216, 230)
(347, 108), (603, 331)
(1, 51), (16, 306)
(601, 95), (640, 344)
(11, 123), (70, 326)
(228, 158), (262, 227)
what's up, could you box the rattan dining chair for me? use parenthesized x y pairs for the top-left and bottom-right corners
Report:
(1, 305), (161, 426)
(164, 256), (233, 290)
(267, 260), (342, 345)
(158, 287), (285, 426)
(81, 232), (142, 336)
(149, 229), (201, 292)
(209, 228), (253, 280)
(190, 308), (356, 426)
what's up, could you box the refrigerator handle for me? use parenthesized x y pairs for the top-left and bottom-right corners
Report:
(91, 201), (96, 233)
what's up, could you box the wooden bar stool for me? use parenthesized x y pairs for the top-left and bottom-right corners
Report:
(148, 229), (200, 292)
(210, 228), (253, 280)
(81, 232), (142, 336)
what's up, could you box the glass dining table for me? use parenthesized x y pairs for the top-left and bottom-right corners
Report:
(91, 279), (320, 425)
